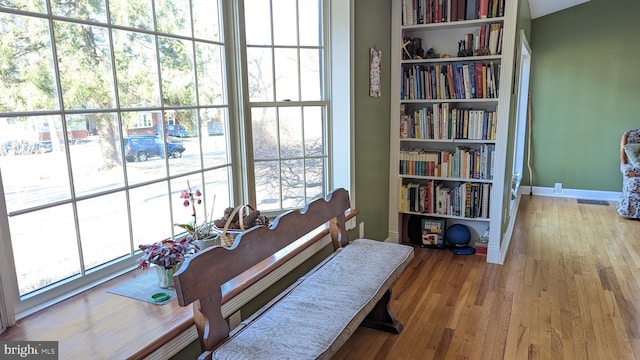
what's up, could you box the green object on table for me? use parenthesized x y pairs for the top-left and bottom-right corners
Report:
(150, 292), (170, 302)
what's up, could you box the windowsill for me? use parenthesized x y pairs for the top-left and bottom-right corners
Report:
(1, 268), (195, 359)
(1, 209), (359, 359)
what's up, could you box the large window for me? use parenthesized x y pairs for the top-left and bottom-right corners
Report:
(243, 0), (328, 210)
(0, 0), (337, 320)
(0, 0), (235, 318)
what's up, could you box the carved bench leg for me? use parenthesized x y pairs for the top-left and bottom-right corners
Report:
(361, 288), (403, 334)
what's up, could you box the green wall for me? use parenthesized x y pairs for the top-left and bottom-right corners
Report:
(528, 0), (640, 191)
(353, 0), (392, 240)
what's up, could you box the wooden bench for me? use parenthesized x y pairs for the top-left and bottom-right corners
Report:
(174, 188), (415, 360)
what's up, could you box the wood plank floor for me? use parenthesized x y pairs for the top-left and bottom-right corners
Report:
(333, 195), (640, 360)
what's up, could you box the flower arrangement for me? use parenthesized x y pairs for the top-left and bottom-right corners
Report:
(136, 237), (198, 270)
(137, 182), (215, 270)
(174, 182), (217, 241)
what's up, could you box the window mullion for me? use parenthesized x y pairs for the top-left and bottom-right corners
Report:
(226, 0), (254, 207)
(104, 0), (137, 258)
(45, 7), (88, 277)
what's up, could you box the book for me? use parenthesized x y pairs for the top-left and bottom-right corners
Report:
(450, 0), (458, 22)
(418, 0), (425, 23)
(421, 217), (446, 248)
(482, 64), (487, 98)
(465, 0), (477, 20)
(479, 0), (489, 18)
(462, 64), (471, 99)
(489, 23), (502, 55)
(447, 65), (456, 99)
(402, 0), (408, 25)
(475, 63), (483, 99)
(481, 182), (490, 218)
(457, 0), (465, 20)
(468, 63), (476, 98)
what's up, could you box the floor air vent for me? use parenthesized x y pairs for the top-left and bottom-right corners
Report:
(577, 199), (609, 206)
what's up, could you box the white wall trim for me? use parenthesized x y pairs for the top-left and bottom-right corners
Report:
(520, 186), (620, 201)
(329, 0), (354, 202)
(145, 325), (198, 360)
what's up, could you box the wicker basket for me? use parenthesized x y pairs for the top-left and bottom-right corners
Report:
(219, 204), (254, 247)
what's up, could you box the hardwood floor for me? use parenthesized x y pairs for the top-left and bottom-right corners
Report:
(333, 195), (640, 359)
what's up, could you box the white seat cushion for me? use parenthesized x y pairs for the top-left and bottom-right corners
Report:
(211, 239), (414, 360)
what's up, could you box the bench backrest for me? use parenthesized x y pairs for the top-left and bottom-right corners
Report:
(173, 188), (352, 354)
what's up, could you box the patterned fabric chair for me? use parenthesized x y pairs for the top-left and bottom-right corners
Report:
(616, 129), (640, 219)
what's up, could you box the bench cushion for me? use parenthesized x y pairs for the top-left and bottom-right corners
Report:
(211, 239), (414, 360)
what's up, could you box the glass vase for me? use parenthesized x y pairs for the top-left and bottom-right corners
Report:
(153, 263), (181, 289)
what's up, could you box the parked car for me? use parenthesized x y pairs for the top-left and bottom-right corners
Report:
(166, 124), (190, 138)
(207, 121), (224, 136)
(1, 140), (58, 155)
(33, 141), (54, 153)
(124, 135), (185, 162)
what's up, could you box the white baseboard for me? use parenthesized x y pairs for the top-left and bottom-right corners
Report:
(520, 186), (620, 201)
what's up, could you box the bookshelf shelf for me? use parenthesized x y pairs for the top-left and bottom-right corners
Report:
(401, 98), (499, 104)
(402, 54), (501, 64)
(390, 0), (516, 263)
(399, 210), (492, 222)
(399, 175), (493, 183)
(400, 138), (497, 144)
(402, 17), (505, 31)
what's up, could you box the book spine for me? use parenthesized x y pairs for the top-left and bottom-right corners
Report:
(468, 63), (476, 99)
(402, 0), (408, 25)
(450, 0), (457, 22)
(482, 64), (487, 98)
(475, 63), (483, 99)
(479, 0), (488, 18)
(457, 0), (465, 21)
(465, 0), (477, 20)
(462, 64), (471, 99)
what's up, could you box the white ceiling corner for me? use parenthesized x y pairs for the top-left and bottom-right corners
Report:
(528, 0), (591, 19)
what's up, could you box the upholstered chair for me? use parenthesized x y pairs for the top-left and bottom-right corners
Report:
(616, 129), (640, 219)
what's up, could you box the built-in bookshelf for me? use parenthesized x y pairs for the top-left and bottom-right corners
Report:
(389, 0), (516, 263)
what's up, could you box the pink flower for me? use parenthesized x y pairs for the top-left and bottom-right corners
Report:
(180, 189), (190, 199)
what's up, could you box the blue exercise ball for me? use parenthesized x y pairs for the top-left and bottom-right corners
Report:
(446, 224), (471, 247)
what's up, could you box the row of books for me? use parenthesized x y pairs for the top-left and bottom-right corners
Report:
(399, 144), (495, 180)
(401, 62), (500, 100)
(460, 22), (503, 56)
(402, 0), (505, 26)
(400, 104), (497, 140)
(400, 181), (491, 218)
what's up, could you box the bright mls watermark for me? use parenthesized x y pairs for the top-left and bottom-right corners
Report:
(1, 341), (58, 359)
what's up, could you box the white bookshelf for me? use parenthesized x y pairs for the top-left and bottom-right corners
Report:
(389, 0), (519, 264)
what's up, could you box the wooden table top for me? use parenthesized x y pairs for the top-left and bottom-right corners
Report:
(1, 269), (195, 359)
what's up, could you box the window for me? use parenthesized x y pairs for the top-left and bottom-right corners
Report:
(0, 0), (345, 320)
(0, 0), (232, 317)
(243, 0), (328, 210)
(132, 113), (154, 129)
